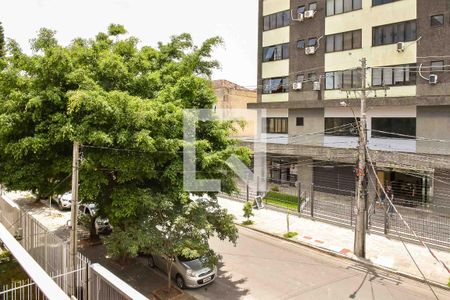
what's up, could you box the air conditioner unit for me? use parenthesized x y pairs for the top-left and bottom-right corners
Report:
(397, 42), (405, 52)
(305, 46), (316, 55)
(298, 13), (304, 22)
(292, 82), (303, 90)
(304, 10), (316, 19)
(313, 81), (321, 91)
(429, 74), (438, 84)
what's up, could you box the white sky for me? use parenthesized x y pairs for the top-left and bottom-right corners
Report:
(0, 0), (258, 87)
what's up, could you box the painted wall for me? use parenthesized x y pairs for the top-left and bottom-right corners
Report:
(263, 26), (290, 47)
(262, 59), (290, 78)
(417, 106), (450, 140)
(263, 0), (290, 16)
(288, 108), (325, 135)
(262, 93), (289, 102)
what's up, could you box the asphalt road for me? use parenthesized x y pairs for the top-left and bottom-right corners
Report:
(186, 227), (450, 300)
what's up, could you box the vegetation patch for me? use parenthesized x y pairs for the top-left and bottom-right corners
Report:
(242, 220), (254, 226)
(0, 251), (29, 286)
(264, 192), (299, 210)
(283, 232), (298, 239)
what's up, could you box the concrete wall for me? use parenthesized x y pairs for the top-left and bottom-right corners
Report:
(288, 108), (324, 135)
(417, 105), (450, 140)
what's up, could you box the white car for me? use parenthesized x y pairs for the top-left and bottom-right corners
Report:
(55, 192), (72, 210)
(78, 203), (112, 235)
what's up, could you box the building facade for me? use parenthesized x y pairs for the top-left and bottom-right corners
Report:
(247, 0), (450, 248)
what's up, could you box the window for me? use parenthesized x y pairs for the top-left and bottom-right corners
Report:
(373, 20), (416, 46)
(297, 39), (305, 49)
(431, 15), (444, 27)
(431, 61), (444, 72)
(298, 6), (305, 14)
(297, 74), (305, 82)
(326, 0), (361, 16)
(325, 69), (362, 90)
(308, 37), (317, 47)
(265, 118), (288, 134)
(309, 2), (317, 11)
(263, 43), (289, 62)
(262, 77), (289, 94)
(326, 30), (362, 52)
(371, 64), (416, 86)
(372, 118), (416, 138)
(325, 118), (359, 136)
(373, 0), (399, 6)
(296, 117), (304, 126)
(308, 73), (317, 82)
(263, 10), (290, 31)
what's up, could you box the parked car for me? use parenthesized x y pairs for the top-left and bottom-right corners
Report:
(54, 192), (72, 210)
(78, 204), (112, 235)
(146, 254), (217, 289)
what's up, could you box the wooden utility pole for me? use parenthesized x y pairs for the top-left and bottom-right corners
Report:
(70, 141), (80, 295)
(354, 58), (368, 258)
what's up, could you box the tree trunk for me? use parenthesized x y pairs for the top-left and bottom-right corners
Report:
(89, 216), (100, 241)
(167, 260), (173, 291)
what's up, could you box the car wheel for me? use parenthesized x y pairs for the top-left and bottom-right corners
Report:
(147, 255), (155, 268)
(175, 275), (185, 289)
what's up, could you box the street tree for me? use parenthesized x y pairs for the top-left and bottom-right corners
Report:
(0, 25), (250, 259)
(0, 22), (5, 59)
(242, 201), (254, 225)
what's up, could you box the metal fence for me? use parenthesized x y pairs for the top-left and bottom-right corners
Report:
(223, 179), (450, 250)
(0, 194), (149, 300)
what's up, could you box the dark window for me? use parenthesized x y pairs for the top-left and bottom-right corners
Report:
(373, 20), (417, 46)
(298, 6), (306, 14)
(373, 0), (399, 6)
(431, 61), (444, 72)
(265, 118), (288, 134)
(297, 39), (305, 49)
(326, 30), (362, 53)
(326, 0), (361, 16)
(431, 15), (444, 27)
(325, 69), (362, 90)
(308, 37), (317, 46)
(372, 64), (416, 86)
(297, 74), (305, 82)
(325, 118), (359, 136)
(262, 77), (289, 94)
(263, 10), (290, 31)
(309, 2), (317, 11)
(372, 118), (416, 138)
(296, 117), (304, 126)
(308, 73), (317, 81)
(263, 43), (290, 62)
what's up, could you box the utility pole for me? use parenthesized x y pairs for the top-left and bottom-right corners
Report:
(70, 141), (80, 296)
(354, 58), (368, 258)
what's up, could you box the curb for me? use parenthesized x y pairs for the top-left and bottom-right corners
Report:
(236, 223), (450, 291)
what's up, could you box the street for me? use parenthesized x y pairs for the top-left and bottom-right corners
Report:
(186, 227), (450, 300)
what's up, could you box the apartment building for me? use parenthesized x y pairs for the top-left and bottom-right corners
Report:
(247, 0), (450, 244)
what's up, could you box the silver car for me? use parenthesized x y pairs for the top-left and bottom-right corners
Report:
(147, 254), (217, 289)
(55, 192), (72, 210)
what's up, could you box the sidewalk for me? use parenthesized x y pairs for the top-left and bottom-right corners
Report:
(219, 197), (450, 287)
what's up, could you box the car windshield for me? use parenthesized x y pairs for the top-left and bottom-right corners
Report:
(178, 255), (205, 270)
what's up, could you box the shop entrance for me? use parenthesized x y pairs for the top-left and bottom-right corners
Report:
(379, 169), (429, 206)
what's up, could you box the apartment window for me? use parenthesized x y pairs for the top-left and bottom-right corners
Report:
(431, 15), (444, 27)
(263, 43), (289, 62)
(372, 118), (416, 138)
(373, 20), (416, 46)
(262, 77), (289, 94)
(373, 0), (399, 6)
(297, 39), (305, 49)
(431, 61), (444, 72)
(296, 117), (304, 126)
(309, 2), (317, 11)
(298, 6), (306, 14)
(372, 64), (416, 86)
(325, 118), (359, 136)
(265, 118), (288, 134)
(308, 37), (318, 47)
(326, 30), (362, 53)
(308, 73), (317, 81)
(326, 0), (362, 16)
(297, 74), (305, 82)
(325, 69), (361, 90)
(263, 10), (290, 31)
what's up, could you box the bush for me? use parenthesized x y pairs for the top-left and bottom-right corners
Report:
(242, 220), (254, 226)
(283, 232), (298, 239)
(243, 201), (254, 223)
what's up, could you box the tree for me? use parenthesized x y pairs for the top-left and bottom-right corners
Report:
(0, 25), (249, 268)
(242, 201), (254, 225)
(0, 22), (4, 58)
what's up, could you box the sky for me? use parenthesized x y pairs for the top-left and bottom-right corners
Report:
(0, 0), (258, 88)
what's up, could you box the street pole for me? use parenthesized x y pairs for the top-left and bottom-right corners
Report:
(354, 58), (368, 258)
(70, 141), (80, 296)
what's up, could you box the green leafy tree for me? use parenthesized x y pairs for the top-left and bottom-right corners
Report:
(243, 201), (254, 225)
(0, 22), (4, 59)
(0, 25), (249, 268)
